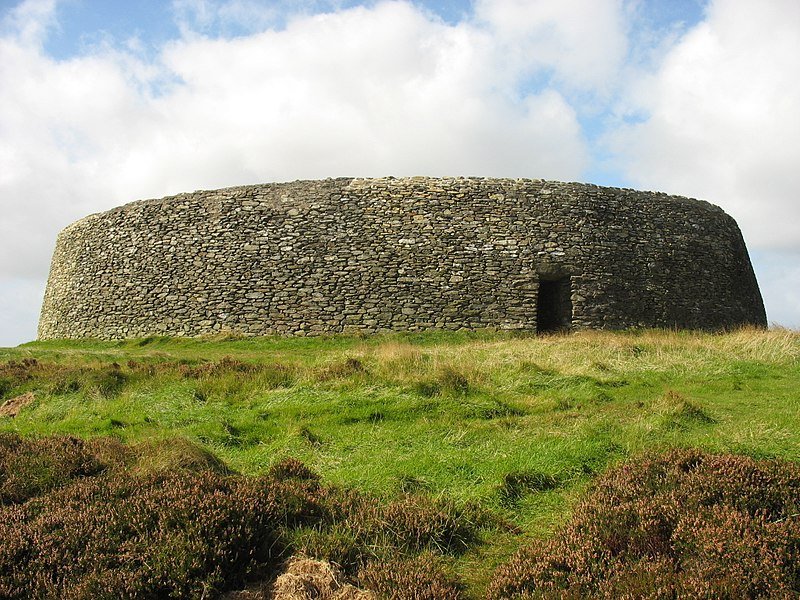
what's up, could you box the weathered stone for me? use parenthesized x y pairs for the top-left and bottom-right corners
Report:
(38, 177), (766, 340)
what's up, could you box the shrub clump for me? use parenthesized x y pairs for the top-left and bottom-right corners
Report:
(178, 356), (262, 378)
(0, 433), (126, 505)
(488, 448), (800, 599)
(0, 455), (325, 599)
(316, 357), (368, 381)
(359, 552), (465, 599)
(0, 435), (482, 599)
(0, 358), (38, 387)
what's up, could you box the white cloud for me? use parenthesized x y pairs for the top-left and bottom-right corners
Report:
(144, 2), (587, 186)
(171, 0), (281, 36)
(474, 0), (629, 92)
(610, 0), (800, 251)
(0, 33), (153, 278)
(606, 0), (800, 327)
(0, 0), (56, 47)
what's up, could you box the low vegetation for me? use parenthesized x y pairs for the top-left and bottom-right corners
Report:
(488, 448), (800, 598)
(0, 433), (481, 598)
(1, 328), (798, 596)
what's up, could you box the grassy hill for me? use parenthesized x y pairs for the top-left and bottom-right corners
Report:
(1, 328), (798, 597)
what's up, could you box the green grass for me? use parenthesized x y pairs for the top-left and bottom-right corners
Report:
(2, 327), (799, 593)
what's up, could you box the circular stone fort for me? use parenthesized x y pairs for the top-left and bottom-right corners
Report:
(38, 177), (766, 340)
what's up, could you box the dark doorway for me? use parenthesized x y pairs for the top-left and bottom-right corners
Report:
(536, 277), (572, 333)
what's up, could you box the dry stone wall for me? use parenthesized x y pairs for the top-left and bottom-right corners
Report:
(38, 177), (766, 339)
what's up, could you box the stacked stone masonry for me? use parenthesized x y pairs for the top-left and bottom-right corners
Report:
(38, 177), (767, 339)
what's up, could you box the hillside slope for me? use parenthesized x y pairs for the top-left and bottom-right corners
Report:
(1, 329), (798, 596)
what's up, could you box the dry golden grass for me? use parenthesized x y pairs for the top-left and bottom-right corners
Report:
(342, 327), (800, 387)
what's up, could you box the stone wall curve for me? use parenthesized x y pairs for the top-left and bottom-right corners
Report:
(38, 177), (767, 339)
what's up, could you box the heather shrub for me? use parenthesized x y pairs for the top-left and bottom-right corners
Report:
(0, 462), (324, 599)
(0, 434), (483, 599)
(39, 363), (131, 397)
(1, 432), (490, 598)
(488, 449), (800, 598)
(359, 552), (465, 599)
(316, 357), (368, 381)
(376, 495), (477, 552)
(0, 433), (126, 504)
(178, 356), (261, 378)
(672, 505), (800, 598)
(0, 377), (12, 399)
(0, 358), (38, 383)
(0, 359), (45, 400)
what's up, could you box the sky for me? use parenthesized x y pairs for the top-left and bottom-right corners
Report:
(0, 0), (798, 346)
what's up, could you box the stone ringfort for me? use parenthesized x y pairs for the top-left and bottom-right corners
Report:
(38, 177), (766, 339)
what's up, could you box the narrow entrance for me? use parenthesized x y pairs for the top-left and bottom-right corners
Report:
(536, 276), (572, 333)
